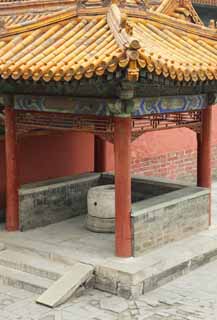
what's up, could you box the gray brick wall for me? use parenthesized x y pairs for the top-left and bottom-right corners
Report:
(132, 187), (210, 256)
(19, 173), (100, 230)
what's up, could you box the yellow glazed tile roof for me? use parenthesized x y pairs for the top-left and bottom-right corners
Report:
(0, 0), (215, 82)
(0, 0), (75, 28)
(0, 0), (203, 27)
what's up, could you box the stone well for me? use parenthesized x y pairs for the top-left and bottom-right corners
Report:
(86, 185), (115, 233)
(18, 172), (209, 257)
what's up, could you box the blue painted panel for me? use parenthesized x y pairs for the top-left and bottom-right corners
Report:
(132, 95), (207, 116)
(13, 94), (208, 115)
(14, 95), (112, 116)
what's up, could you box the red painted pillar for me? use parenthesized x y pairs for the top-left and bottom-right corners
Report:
(197, 106), (212, 225)
(5, 106), (19, 231)
(114, 117), (132, 257)
(94, 136), (106, 172)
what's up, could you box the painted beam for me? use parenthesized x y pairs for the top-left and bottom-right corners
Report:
(131, 95), (208, 116)
(8, 94), (209, 116)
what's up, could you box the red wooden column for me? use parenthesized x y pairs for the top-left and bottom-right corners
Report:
(5, 106), (19, 231)
(94, 136), (106, 172)
(197, 106), (212, 225)
(114, 116), (132, 257)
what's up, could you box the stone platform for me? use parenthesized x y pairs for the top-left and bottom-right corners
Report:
(1, 216), (217, 299)
(17, 173), (210, 256)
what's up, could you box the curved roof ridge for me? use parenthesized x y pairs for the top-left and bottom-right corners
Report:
(0, 8), (78, 38)
(155, 0), (177, 13)
(0, 0), (208, 33)
(0, 0), (75, 9)
(107, 4), (141, 49)
(126, 9), (217, 40)
(0, 1), (215, 40)
(156, 0), (203, 25)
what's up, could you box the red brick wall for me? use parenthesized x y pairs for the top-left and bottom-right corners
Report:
(105, 106), (217, 183)
(105, 135), (199, 183)
(131, 149), (198, 182)
(131, 144), (217, 183)
(0, 132), (94, 210)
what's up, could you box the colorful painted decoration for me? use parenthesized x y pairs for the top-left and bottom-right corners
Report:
(14, 94), (207, 116)
(132, 95), (207, 116)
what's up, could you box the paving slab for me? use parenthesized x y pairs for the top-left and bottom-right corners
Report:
(100, 296), (128, 313)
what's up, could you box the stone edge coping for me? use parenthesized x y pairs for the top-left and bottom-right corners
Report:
(131, 186), (210, 218)
(19, 173), (101, 195)
(18, 172), (187, 196)
(102, 172), (188, 189)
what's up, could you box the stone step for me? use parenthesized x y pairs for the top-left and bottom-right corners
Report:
(37, 262), (94, 308)
(2, 238), (76, 265)
(0, 265), (54, 294)
(0, 249), (72, 280)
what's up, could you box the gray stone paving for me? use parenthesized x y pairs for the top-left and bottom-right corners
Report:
(1, 259), (217, 319)
(0, 181), (216, 319)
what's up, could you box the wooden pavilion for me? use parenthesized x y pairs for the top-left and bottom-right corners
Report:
(0, 0), (216, 257)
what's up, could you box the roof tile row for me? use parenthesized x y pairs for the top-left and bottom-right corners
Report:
(0, 0), (215, 83)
